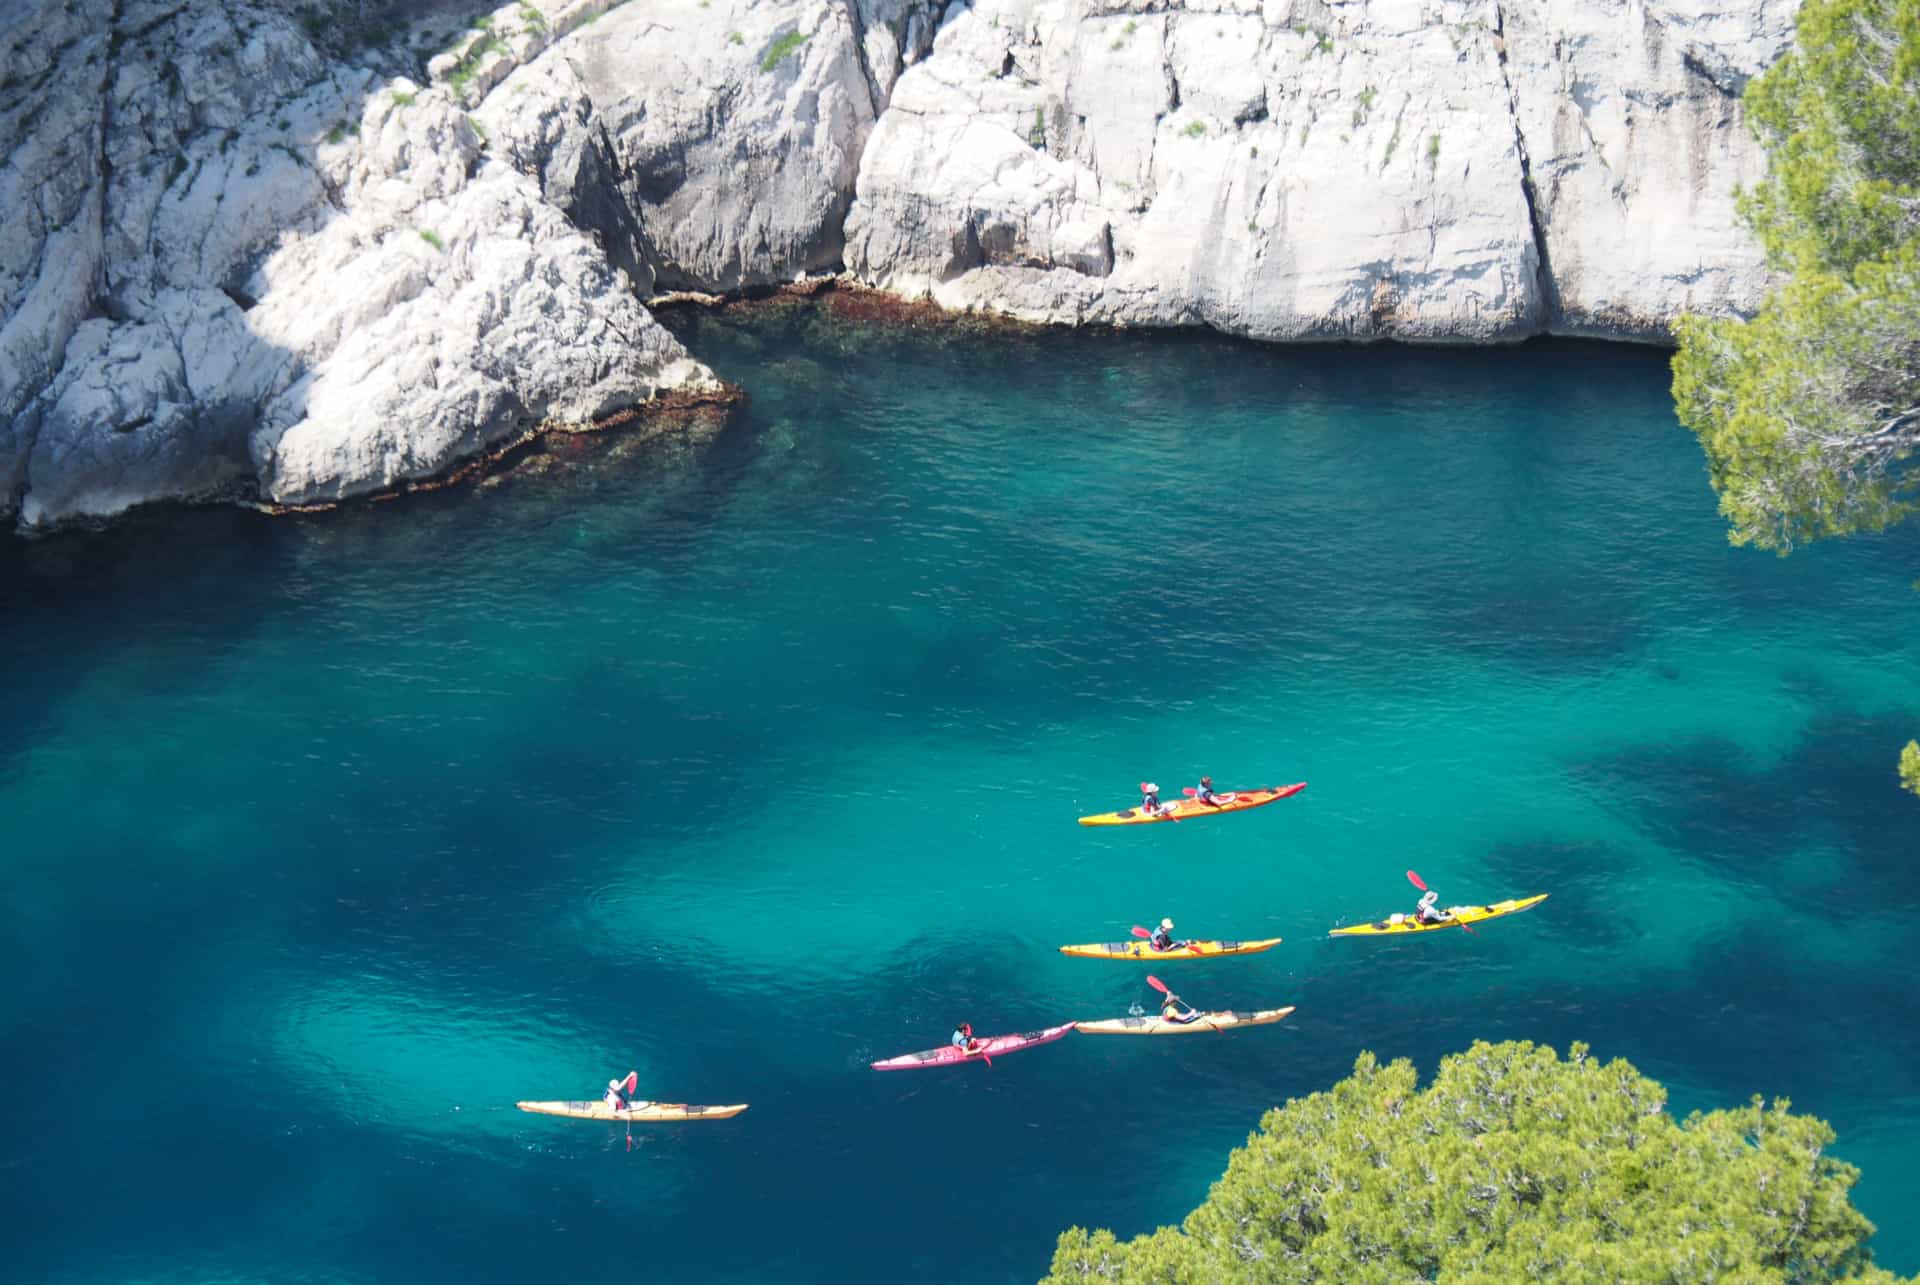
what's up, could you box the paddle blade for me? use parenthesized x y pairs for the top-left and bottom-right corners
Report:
(1131, 926), (1152, 939)
(1146, 974), (1170, 994)
(1182, 787), (1198, 797)
(1405, 869), (1429, 892)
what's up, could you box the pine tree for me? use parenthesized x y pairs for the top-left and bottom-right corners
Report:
(1044, 1041), (1906, 1283)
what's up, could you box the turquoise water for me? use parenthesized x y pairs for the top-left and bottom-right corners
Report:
(4, 303), (1918, 1282)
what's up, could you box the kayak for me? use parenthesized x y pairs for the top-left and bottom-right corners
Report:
(1078, 782), (1305, 827)
(1329, 893), (1549, 937)
(1058, 937), (1283, 960)
(1075, 1006), (1295, 1035)
(871, 1023), (1074, 1070)
(515, 1100), (748, 1121)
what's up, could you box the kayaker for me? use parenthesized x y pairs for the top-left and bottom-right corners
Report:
(1139, 781), (1167, 815)
(604, 1071), (648, 1111)
(952, 1022), (982, 1052)
(1149, 917), (1178, 951)
(1194, 775), (1221, 806)
(1414, 890), (1451, 924)
(1158, 988), (1201, 1024)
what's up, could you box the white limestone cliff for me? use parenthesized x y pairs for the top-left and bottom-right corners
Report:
(844, 0), (1794, 341)
(1, 0), (1797, 531)
(0, 0), (717, 529)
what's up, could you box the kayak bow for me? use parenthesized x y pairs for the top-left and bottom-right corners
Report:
(1078, 782), (1306, 827)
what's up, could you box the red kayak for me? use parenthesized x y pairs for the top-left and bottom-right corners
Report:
(871, 1024), (1074, 1070)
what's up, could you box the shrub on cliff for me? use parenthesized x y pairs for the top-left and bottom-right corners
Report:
(1674, 0), (1920, 554)
(1044, 1041), (1904, 1283)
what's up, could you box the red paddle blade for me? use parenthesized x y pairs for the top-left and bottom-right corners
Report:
(1131, 926), (1152, 938)
(1146, 974), (1170, 994)
(1405, 869), (1429, 892)
(1182, 788), (1198, 796)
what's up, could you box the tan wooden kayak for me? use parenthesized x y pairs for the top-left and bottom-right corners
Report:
(1074, 1006), (1295, 1035)
(515, 1100), (748, 1121)
(1057, 937), (1283, 960)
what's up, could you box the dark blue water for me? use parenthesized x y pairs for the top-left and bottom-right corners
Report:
(4, 304), (1917, 1282)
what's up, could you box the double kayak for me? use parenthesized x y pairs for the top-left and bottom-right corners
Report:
(1078, 782), (1305, 827)
(1058, 937), (1283, 960)
(515, 1100), (748, 1121)
(1075, 1006), (1294, 1035)
(1329, 894), (1549, 937)
(871, 1023), (1074, 1070)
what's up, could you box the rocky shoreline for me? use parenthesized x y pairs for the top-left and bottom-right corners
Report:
(1, 0), (1796, 532)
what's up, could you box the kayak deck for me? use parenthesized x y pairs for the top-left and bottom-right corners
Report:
(1075, 1006), (1295, 1035)
(1058, 937), (1283, 960)
(1329, 894), (1549, 937)
(1078, 782), (1306, 827)
(872, 1023), (1075, 1070)
(516, 1100), (749, 1121)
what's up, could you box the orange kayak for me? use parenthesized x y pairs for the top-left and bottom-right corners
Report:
(1078, 783), (1306, 827)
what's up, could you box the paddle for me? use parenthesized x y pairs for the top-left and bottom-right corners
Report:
(1146, 975), (1222, 1033)
(1406, 869), (1475, 935)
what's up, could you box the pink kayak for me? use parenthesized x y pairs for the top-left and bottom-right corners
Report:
(871, 1024), (1074, 1070)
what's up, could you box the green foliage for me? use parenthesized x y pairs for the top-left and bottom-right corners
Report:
(1044, 1041), (1900, 1284)
(1352, 84), (1376, 127)
(1673, 0), (1920, 554)
(760, 30), (808, 72)
(1902, 739), (1920, 794)
(1182, 119), (1207, 138)
(519, 6), (547, 35)
(729, 30), (744, 46)
(1029, 105), (1046, 150)
(1428, 131), (1441, 167)
(447, 32), (506, 94)
(389, 89), (416, 107)
(326, 121), (349, 145)
(418, 229), (444, 252)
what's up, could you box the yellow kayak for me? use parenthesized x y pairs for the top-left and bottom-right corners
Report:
(1058, 937), (1282, 960)
(1075, 1006), (1294, 1035)
(515, 1100), (748, 1121)
(1078, 782), (1305, 827)
(1329, 894), (1549, 937)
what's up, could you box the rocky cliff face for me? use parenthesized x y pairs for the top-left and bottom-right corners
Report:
(845, 0), (1796, 340)
(0, 0), (1794, 531)
(0, 0), (726, 530)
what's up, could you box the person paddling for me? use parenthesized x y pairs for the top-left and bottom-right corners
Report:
(604, 1071), (649, 1112)
(1194, 775), (1222, 807)
(1157, 986), (1202, 1024)
(952, 1022), (982, 1053)
(1414, 889), (1452, 925)
(1139, 782), (1169, 816)
(1149, 917), (1179, 952)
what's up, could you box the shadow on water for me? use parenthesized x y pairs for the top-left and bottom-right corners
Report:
(1572, 700), (1920, 914)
